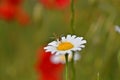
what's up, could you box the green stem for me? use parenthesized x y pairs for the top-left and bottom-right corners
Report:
(97, 72), (100, 80)
(70, 0), (76, 79)
(70, 0), (75, 33)
(71, 53), (76, 80)
(65, 54), (69, 80)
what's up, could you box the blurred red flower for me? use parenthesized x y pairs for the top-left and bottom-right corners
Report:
(0, 0), (30, 25)
(35, 46), (64, 80)
(0, 3), (16, 21)
(6, 0), (23, 5)
(39, 0), (70, 10)
(16, 8), (30, 25)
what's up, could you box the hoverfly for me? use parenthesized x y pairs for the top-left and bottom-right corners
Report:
(50, 33), (64, 41)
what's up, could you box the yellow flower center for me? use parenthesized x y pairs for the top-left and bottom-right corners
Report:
(57, 42), (73, 51)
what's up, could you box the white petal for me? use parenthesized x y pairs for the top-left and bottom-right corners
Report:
(71, 35), (76, 39)
(51, 50), (57, 54)
(44, 46), (53, 50)
(66, 50), (72, 54)
(45, 50), (51, 52)
(61, 37), (66, 40)
(115, 25), (120, 33)
(72, 48), (81, 51)
(79, 45), (85, 48)
(80, 40), (87, 44)
(66, 35), (72, 40)
(48, 41), (58, 47)
(55, 52), (61, 55)
(74, 53), (81, 61)
(75, 37), (83, 41)
(50, 55), (60, 64)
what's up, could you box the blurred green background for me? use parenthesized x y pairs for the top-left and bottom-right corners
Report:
(1, 0), (120, 80)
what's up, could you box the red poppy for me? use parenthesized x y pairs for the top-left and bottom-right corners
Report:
(39, 0), (70, 10)
(0, 3), (16, 21)
(6, 0), (23, 5)
(35, 46), (64, 80)
(16, 8), (30, 25)
(41, 74), (62, 80)
(0, 0), (30, 25)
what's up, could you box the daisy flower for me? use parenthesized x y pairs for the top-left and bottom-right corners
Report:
(50, 52), (81, 64)
(44, 34), (87, 55)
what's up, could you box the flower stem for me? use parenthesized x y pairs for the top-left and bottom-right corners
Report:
(97, 72), (100, 80)
(71, 53), (76, 80)
(70, 0), (76, 79)
(65, 54), (69, 80)
(70, 0), (75, 33)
